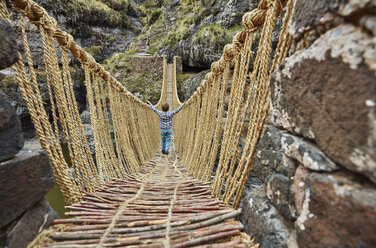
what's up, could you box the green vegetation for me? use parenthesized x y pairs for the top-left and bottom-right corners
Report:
(144, 0), (161, 8)
(128, 75), (162, 103)
(46, 183), (67, 218)
(42, 0), (132, 29)
(176, 73), (194, 86)
(103, 51), (162, 102)
(74, 0), (114, 12)
(85, 45), (103, 57)
(164, 1), (204, 48)
(193, 24), (242, 46)
(148, 47), (158, 55)
(130, 0), (207, 54)
(176, 72), (195, 100)
(149, 9), (162, 24)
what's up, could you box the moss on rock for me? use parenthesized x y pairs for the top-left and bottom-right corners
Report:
(193, 24), (242, 46)
(85, 45), (104, 57)
(40, 0), (132, 29)
(103, 51), (162, 102)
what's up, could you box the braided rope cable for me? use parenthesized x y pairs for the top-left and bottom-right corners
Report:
(163, 182), (181, 248)
(204, 65), (231, 182)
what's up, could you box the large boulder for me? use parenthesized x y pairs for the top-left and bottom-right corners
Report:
(2, 198), (59, 248)
(181, 70), (209, 100)
(0, 144), (54, 228)
(270, 24), (376, 183)
(245, 125), (340, 236)
(252, 125), (337, 185)
(291, 0), (376, 36)
(167, 0), (260, 67)
(0, 91), (23, 161)
(240, 180), (298, 248)
(245, 124), (376, 247)
(0, 77), (36, 138)
(294, 171), (376, 247)
(0, 20), (19, 70)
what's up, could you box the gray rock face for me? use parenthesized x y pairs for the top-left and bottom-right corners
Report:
(253, 126), (296, 182)
(250, 125), (339, 223)
(216, 0), (258, 28)
(0, 20), (19, 70)
(266, 174), (296, 220)
(80, 110), (91, 124)
(271, 24), (376, 183)
(240, 183), (298, 248)
(1, 69), (87, 138)
(295, 171), (376, 247)
(181, 70), (209, 100)
(174, 34), (223, 68)
(83, 123), (95, 153)
(32, 0), (140, 65)
(291, 0), (376, 37)
(0, 146), (53, 228)
(2, 198), (60, 248)
(291, 0), (346, 35)
(280, 131), (339, 172)
(0, 91), (24, 161)
(245, 124), (376, 247)
(0, 78), (36, 138)
(169, 0), (259, 68)
(253, 125), (337, 184)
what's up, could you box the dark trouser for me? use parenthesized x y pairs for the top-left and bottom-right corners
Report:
(161, 129), (172, 154)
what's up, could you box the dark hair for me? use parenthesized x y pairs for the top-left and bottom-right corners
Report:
(162, 102), (169, 111)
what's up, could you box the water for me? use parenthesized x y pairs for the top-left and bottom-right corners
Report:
(45, 143), (71, 218)
(46, 183), (67, 218)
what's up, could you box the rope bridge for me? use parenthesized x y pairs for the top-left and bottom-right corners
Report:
(1, 0), (295, 246)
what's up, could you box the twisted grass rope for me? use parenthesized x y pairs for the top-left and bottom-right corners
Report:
(164, 182), (181, 248)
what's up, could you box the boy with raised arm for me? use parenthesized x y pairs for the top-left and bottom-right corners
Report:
(146, 101), (185, 155)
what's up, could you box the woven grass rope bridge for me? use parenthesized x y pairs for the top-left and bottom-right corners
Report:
(1, 0), (296, 246)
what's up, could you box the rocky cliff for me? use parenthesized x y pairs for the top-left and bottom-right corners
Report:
(240, 1), (376, 247)
(130, 0), (258, 68)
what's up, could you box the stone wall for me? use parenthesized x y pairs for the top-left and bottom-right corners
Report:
(122, 55), (183, 77)
(127, 55), (165, 77)
(240, 1), (376, 247)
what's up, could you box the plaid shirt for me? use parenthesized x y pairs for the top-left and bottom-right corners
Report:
(150, 104), (183, 129)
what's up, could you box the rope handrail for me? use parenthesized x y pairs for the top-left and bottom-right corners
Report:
(172, 56), (182, 109)
(155, 56), (168, 110)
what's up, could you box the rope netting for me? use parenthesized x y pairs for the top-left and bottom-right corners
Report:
(174, 0), (296, 208)
(1, 0), (160, 204)
(1, 0), (296, 208)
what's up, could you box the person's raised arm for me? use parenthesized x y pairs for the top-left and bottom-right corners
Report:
(171, 101), (185, 115)
(146, 100), (160, 115)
